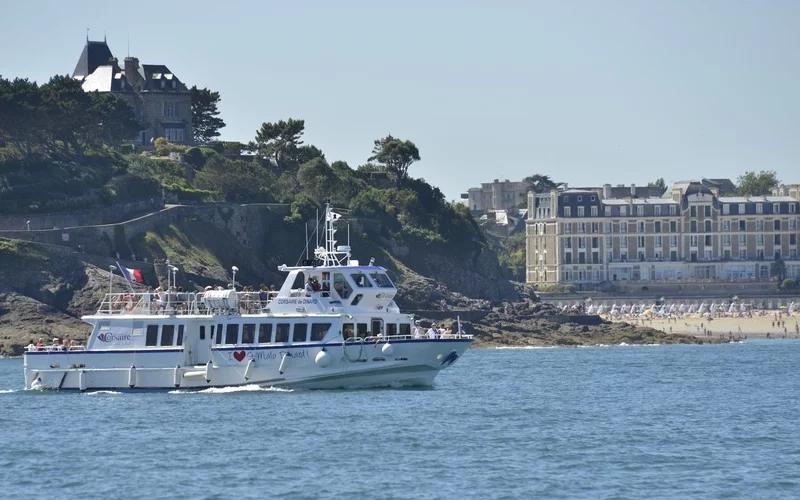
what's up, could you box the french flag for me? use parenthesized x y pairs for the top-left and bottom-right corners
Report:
(116, 261), (144, 284)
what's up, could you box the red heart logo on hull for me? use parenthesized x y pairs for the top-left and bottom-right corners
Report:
(233, 351), (246, 362)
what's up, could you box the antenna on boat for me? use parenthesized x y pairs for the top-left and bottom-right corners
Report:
(108, 265), (115, 296)
(231, 266), (239, 290)
(305, 222), (309, 260)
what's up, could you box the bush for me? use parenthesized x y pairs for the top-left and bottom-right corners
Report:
(184, 147), (204, 168)
(780, 279), (798, 290)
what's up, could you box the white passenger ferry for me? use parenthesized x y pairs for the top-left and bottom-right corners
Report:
(23, 206), (472, 390)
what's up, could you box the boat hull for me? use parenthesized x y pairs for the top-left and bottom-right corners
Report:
(23, 339), (470, 391)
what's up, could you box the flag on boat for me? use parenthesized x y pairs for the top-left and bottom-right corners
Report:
(326, 210), (342, 222)
(116, 261), (144, 284)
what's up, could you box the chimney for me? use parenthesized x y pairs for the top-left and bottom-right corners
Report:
(603, 183), (611, 199)
(630, 183), (636, 197)
(124, 56), (143, 90)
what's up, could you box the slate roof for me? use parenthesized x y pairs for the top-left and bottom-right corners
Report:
(72, 40), (116, 78)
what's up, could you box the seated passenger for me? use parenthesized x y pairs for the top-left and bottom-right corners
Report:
(36, 338), (44, 351)
(305, 279), (315, 296)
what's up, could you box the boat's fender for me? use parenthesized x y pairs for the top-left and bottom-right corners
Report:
(128, 366), (136, 388)
(381, 343), (394, 356)
(314, 350), (331, 367)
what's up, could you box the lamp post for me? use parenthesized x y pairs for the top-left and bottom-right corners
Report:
(165, 258), (171, 289)
(108, 265), (115, 298)
(26, 220), (31, 231)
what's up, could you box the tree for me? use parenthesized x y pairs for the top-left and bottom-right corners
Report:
(191, 86), (225, 144)
(0, 76), (46, 158)
(523, 174), (558, 193)
(737, 170), (779, 196)
(648, 177), (666, 193)
(368, 135), (420, 185)
(254, 118), (305, 167)
(770, 257), (786, 282)
(87, 92), (140, 147)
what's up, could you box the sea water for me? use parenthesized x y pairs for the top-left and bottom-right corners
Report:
(1, 341), (799, 499)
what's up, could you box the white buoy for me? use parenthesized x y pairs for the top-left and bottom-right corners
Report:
(244, 359), (255, 380)
(79, 370), (87, 391)
(278, 352), (289, 375)
(128, 366), (136, 388)
(381, 343), (394, 355)
(314, 350), (331, 367)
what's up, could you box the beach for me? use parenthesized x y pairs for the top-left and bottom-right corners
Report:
(614, 314), (800, 339)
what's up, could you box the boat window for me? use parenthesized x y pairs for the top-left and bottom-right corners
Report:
(161, 325), (175, 346)
(216, 324), (223, 344)
(369, 272), (394, 288)
(146, 325), (159, 346)
(311, 323), (331, 341)
(293, 324), (308, 342)
(132, 321), (144, 336)
(351, 272), (373, 287)
(333, 273), (352, 299)
(225, 324), (239, 344)
(371, 319), (383, 335)
(357, 323), (368, 338)
(200, 326), (205, 340)
(351, 294), (363, 306)
(176, 325), (184, 346)
(258, 323), (272, 343)
(399, 324), (411, 336)
(387, 323), (397, 336)
(242, 323), (256, 344)
(275, 323), (290, 343)
(343, 323), (355, 339)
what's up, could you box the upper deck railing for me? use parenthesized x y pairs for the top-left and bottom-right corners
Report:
(96, 291), (278, 316)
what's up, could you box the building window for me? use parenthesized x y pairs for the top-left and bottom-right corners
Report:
(722, 220), (730, 231)
(654, 206), (661, 216)
(620, 206), (627, 217)
(690, 235), (698, 247)
(577, 196), (582, 202)
(739, 203), (746, 214)
(590, 206), (598, 217)
(790, 204), (797, 214)
(669, 205), (677, 215)
(756, 203), (763, 214)
(705, 235), (712, 247)
(704, 220), (712, 232)
(655, 221), (661, 233)
(775, 234), (781, 245)
(163, 101), (177, 118)
(723, 204), (730, 215)
(774, 220), (780, 231)
(756, 220), (764, 231)
(739, 220), (746, 231)
(691, 206), (697, 217)
(691, 221), (697, 233)
(604, 206), (611, 216)
(704, 206), (711, 217)
(723, 234), (731, 246)
(636, 205), (644, 216)
(164, 127), (185, 143)
(773, 203), (780, 214)
(638, 222), (645, 233)
(577, 206), (584, 217)
(564, 207), (571, 217)
(670, 221), (677, 232)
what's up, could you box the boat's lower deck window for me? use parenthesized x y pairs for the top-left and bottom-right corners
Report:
(200, 326), (206, 340)
(399, 324), (411, 336)
(215, 324), (223, 344)
(225, 324), (239, 344)
(311, 323), (331, 341)
(242, 323), (256, 344)
(275, 324), (290, 343)
(259, 324), (272, 343)
(387, 323), (397, 336)
(293, 324), (308, 342)
(161, 325), (175, 346)
(177, 325), (185, 346)
(146, 325), (159, 346)
(343, 323), (355, 339)
(357, 323), (368, 338)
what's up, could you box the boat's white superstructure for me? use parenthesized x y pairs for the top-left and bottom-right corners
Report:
(23, 206), (471, 390)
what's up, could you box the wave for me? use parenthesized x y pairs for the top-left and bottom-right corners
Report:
(0, 389), (17, 394)
(198, 384), (293, 394)
(85, 390), (122, 395)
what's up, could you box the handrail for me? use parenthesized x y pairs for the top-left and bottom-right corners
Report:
(94, 291), (279, 316)
(26, 344), (86, 352)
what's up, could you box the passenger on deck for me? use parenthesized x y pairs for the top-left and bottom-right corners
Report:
(427, 324), (438, 339)
(413, 322), (422, 339)
(305, 278), (315, 296)
(36, 338), (44, 351)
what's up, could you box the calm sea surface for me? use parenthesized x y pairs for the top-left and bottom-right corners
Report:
(1, 341), (799, 499)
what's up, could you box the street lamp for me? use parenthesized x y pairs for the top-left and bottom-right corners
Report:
(231, 266), (239, 290)
(108, 265), (116, 297)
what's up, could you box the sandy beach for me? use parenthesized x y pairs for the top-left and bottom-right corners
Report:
(614, 314), (800, 340)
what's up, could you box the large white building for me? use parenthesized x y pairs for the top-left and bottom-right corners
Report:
(527, 180), (800, 287)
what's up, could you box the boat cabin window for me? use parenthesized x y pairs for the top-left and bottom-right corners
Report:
(357, 323), (368, 338)
(387, 323), (397, 336)
(225, 324), (239, 344)
(343, 323), (355, 339)
(242, 323), (256, 344)
(399, 324), (411, 336)
(177, 325), (184, 345)
(369, 272), (394, 288)
(161, 325), (175, 346)
(146, 325), (159, 346)
(333, 273), (352, 299)
(215, 324), (223, 344)
(351, 294), (363, 306)
(293, 323), (308, 342)
(275, 323), (290, 343)
(351, 272), (373, 287)
(371, 319), (383, 335)
(311, 323), (331, 341)
(200, 326), (206, 340)
(258, 324), (272, 343)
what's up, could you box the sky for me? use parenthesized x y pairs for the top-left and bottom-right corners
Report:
(2, 1), (799, 200)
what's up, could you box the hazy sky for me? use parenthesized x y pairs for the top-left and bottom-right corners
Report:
(2, 1), (798, 199)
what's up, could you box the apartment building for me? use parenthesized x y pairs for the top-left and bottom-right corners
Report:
(526, 181), (800, 287)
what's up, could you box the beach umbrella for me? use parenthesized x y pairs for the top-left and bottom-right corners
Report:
(697, 303), (707, 314)
(710, 303), (717, 313)
(688, 304), (697, 314)
(728, 303), (737, 314)
(678, 303), (687, 313)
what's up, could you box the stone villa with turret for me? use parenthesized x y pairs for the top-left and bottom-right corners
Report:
(72, 38), (192, 145)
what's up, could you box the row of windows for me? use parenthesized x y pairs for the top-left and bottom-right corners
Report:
(145, 324), (185, 347)
(213, 322), (332, 345)
(721, 203), (798, 215)
(563, 205), (680, 218)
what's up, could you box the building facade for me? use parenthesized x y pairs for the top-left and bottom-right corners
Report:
(72, 39), (192, 145)
(463, 179), (530, 213)
(527, 181), (800, 287)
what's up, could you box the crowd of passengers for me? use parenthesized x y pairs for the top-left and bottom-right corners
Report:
(25, 337), (84, 351)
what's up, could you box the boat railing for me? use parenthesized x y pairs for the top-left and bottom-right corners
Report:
(95, 291), (279, 316)
(348, 332), (473, 343)
(25, 344), (86, 352)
